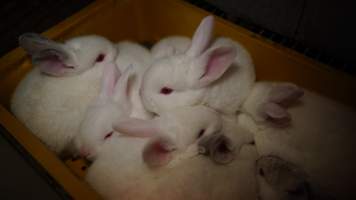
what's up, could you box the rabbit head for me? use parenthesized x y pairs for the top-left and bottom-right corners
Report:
(113, 105), (235, 168)
(19, 33), (117, 76)
(74, 63), (134, 160)
(151, 36), (191, 59)
(141, 16), (237, 114)
(256, 155), (311, 200)
(242, 82), (304, 127)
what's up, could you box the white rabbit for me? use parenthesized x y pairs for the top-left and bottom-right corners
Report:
(141, 15), (255, 115)
(239, 81), (356, 199)
(11, 33), (151, 155)
(151, 36), (191, 59)
(114, 41), (153, 119)
(74, 62), (142, 159)
(11, 33), (118, 154)
(256, 155), (337, 200)
(83, 105), (259, 200)
(17, 33), (117, 76)
(255, 155), (312, 200)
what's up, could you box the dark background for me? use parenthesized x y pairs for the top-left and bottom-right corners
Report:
(195, 0), (356, 74)
(0, 0), (355, 199)
(0, 0), (93, 56)
(207, 0), (356, 65)
(1, 0), (356, 75)
(0, 1), (92, 199)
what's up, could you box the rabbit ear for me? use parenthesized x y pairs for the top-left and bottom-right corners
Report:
(143, 136), (176, 168)
(19, 33), (66, 56)
(191, 46), (236, 88)
(260, 83), (304, 126)
(198, 134), (235, 165)
(19, 33), (73, 76)
(113, 118), (160, 137)
(112, 64), (135, 103)
(269, 83), (304, 106)
(261, 103), (291, 125)
(186, 15), (214, 57)
(98, 62), (121, 100)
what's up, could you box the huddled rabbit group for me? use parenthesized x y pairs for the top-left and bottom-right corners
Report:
(11, 16), (356, 200)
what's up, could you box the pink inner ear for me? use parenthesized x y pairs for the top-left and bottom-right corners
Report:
(196, 46), (236, 88)
(99, 63), (121, 98)
(143, 139), (175, 168)
(270, 84), (304, 106)
(37, 55), (70, 76)
(262, 103), (291, 125)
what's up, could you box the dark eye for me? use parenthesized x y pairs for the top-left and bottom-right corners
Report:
(95, 54), (105, 62)
(197, 129), (205, 138)
(287, 184), (308, 197)
(160, 87), (173, 95)
(259, 168), (265, 176)
(104, 131), (113, 140)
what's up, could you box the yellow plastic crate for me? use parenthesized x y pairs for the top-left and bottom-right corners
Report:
(0, 0), (355, 199)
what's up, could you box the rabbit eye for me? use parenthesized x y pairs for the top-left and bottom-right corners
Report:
(197, 129), (205, 138)
(259, 168), (265, 176)
(286, 184), (307, 197)
(160, 87), (173, 95)
(95, 54), (105, 62)
(104, 131), (113, 140)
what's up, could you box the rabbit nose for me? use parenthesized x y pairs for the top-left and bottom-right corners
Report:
(80, 148), (91, 158)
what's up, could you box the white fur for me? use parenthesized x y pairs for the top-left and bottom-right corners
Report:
(114, 41), (153, 119)
(11, 37), (151, 154)
(151, 36), (191, 59)
(11, 35), (117, 154)
(85, 106), (258, 200)
(73, 42), (153, 157)
(141, 16), (255, 115)
(200, 37), (255, 113)
(239, 82), (356, 199)
(74, 63), (135, 160)
(19, 34), (117, 76)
